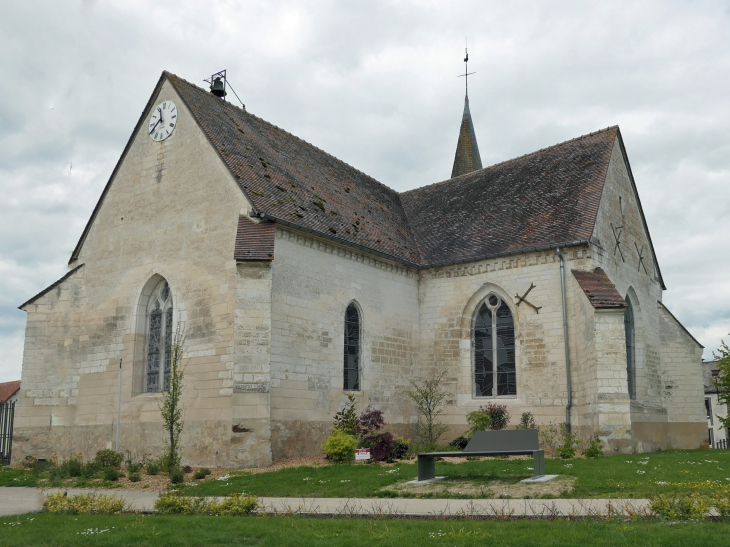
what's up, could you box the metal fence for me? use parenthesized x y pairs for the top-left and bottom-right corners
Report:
(0, 401), (15, 465)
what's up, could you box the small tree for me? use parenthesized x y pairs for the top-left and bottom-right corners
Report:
(405, 369), (449, 449)
(160, 321), (187, 472)
(333, 393), (361, 437)
(714, 338), (730, 430)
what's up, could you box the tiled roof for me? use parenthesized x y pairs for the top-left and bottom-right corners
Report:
(167, 74), (421, 265)
(572, 268), (627, 309)
(234, 217), (275, 261)
(403, 127), (617, 266)
(69, 72), (650, 272)
(451, 95), (482, 178)
(0, 380), (20, 403)
(18, 264), (84, 309)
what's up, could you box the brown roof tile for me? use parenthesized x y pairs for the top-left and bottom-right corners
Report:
(0, 380), (20, 403)
(572, 268), (627, 309)
(234, 217), (275, 261)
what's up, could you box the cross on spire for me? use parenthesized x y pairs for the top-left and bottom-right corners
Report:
(457, 47), (475, 96)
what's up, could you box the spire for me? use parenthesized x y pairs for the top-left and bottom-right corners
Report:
(452, 48), (482, 178)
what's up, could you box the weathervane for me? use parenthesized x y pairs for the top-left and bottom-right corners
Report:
(457, 46), (475, 95)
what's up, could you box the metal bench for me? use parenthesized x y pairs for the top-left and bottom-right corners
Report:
(416, 429), (545, 482)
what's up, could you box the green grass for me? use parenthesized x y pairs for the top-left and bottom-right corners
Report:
(178, 449), (730, 500)
(1, 513), (729, 546)
(0, 466), (125, 489)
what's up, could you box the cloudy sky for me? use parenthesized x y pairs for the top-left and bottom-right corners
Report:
(1, 0), (729, 382)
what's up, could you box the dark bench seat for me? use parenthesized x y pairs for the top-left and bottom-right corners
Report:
(416, 429), (545, 481)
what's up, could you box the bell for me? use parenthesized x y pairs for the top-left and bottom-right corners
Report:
(210, 77), (226, 98)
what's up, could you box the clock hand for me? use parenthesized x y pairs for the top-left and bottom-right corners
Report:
(149, 118), (161, 134)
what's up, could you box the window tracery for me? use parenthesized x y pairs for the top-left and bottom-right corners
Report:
(344, 303), (361, 391)
(474, 293), (516, 397)
(146, 280), (173, 393)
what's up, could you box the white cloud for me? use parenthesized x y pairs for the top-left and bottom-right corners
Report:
(1, 0), (729, 381)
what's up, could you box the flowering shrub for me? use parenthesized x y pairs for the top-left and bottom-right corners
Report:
(650, 492), (712, 520)
(94, 449), (123, 470)
(44, 493), (125, 514)
(323, 430), (358, 462)
(480, 404), (510, 430)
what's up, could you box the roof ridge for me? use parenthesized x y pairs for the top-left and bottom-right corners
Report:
(166, 72), (403, 203)
(401, 125), (618, 196)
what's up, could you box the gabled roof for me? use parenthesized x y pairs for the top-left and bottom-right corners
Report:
(451, 95), (483, 178)
(658, 301), (704, 348)
(68, 72), (658, 273)
(403, 127), (617, 266)
(572, 268), (627, 309)
(234, 217), (275, 261)
(0, 380), (20, 403)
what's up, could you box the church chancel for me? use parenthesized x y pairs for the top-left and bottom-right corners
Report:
(14, 66), (707, 467)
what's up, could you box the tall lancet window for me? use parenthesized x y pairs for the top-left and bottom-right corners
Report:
(474, 294), (516, 397)
(146, 280), (173, 393)
(625, 297), (636, 400)
(343, 303), (361, 391)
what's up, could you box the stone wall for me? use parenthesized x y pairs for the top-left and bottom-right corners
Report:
(14, 78), (254, 467)
(268, 228), (420, 459)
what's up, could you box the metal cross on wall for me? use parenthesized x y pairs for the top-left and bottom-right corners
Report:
(611, 223), (625, 262)
(635, 243), (648, 274)
(515, 283), (542, 313)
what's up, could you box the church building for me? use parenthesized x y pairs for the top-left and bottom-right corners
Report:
(13, 70), (707, 467)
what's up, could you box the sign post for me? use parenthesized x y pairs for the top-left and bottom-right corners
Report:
(355, 448), (370, 461)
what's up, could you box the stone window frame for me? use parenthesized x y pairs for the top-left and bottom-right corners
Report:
(470, 289), (518, 399)
(343, 300), (363, 391)
(132, 275), (177, 397)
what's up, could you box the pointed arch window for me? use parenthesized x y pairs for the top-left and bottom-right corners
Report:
(146, 280), (173, 393)
(625, 297), (636, 400)
(474, 294), (516, 397)
(344, 303), (361, 391)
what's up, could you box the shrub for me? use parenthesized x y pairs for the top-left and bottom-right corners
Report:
(359, 406), (385, 437)
(556, 430), (580, 459)
(333, 393), (360, 437)
(481, 404), (510, 430)
(44, 492), (125, 514)
(62, 458), (83, 478)
(448, 436), (470, 450)
(465, 411), (492, 438)
(95, 449), (123, 470)
(31, 459), (53, 476)
(146, 460), (161, 476)
(104, 467), (121, 482)
(363, 432), (396, 462)
(650, 493), (712, 520)
(170, 469), (185, 484)
(583, 438), (604, 458)
(391, 438), (410, 460)
(515, 412), (536, 430)
(323, 430), (358, 462)
(129, 472), (142, 482)
(81, 462), (98, 478)
(193, 468), (212, 480)
(154, 492), (258, 515)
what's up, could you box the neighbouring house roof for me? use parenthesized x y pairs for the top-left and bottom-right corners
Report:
(67, 72), (662, 274)
(703, 360), (719, 394)
(451, 94), (483, 178)
(18, 264), (84, 309)
(0, 380), (20, 404)
(572, 268), (627, 309)
(234, 217), (275, 261)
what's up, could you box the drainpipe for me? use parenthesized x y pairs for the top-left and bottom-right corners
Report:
(556, 248), (572, 433)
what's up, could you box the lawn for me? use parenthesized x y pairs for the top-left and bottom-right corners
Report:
(1, 513), (730, 546)
(178, 449), (730, 500)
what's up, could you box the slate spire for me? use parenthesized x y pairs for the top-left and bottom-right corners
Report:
(451, 93), (483, 178)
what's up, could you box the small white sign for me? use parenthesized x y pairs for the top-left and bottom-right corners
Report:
(355, 448), (371, 461)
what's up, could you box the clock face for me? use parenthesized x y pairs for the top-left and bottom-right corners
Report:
(148, 100), (178, 142)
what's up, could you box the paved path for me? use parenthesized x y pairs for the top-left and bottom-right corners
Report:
(0, 488), (651, 518)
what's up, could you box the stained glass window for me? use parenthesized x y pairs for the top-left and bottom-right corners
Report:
(474, 294), (516, 397)
(145, 280), (174, 393)
(625, 297), (635, 399)
(344, 303), (361, 391)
